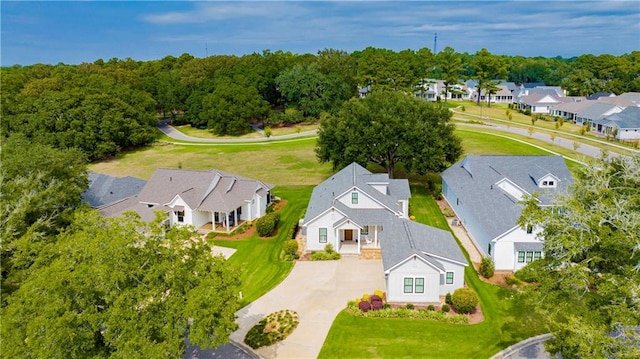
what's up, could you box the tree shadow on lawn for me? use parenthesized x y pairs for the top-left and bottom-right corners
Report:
(495, 287), (549, 348)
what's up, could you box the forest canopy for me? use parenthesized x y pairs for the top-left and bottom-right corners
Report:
(2, 48), (639, 160)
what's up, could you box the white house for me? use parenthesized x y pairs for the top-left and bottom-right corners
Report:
(100, 168), (273, 232)
(302, 163), (467, 303)
(599, 106), (640, 141)
(441, 155), (573, 271)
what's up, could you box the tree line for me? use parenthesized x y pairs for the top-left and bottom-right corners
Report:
(2, 48), (639, 160)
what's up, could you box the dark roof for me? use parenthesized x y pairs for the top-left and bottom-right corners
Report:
(83, 172), (146, 207)
(441, 155), (573, 243)
(522, 82), (546, 89)
(603, 106), (640, 129)
(586, 92), (614, 100)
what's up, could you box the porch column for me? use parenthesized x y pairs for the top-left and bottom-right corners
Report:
(357, 228), (361, 254)
(334, 228), (339, 250)
(235, 208), (238, 227)
(247, 201), (253, 221)
(226, 213), (230, 232)
(375, 225), (379, 248)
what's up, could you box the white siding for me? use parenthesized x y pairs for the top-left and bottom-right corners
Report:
(493, 227), (542, 271)
(305, 210), (345, 252)
(387, 257), (441, 303)
(167, 196), (192, 227)
(192, 210), (210, 228)
(438, 259), (466, 296)
(337, 189), (383, 209)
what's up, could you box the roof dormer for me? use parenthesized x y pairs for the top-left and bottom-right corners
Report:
(537, 174), (559, 189)
(495, 178), (530, 202)
(367, 182), (389, 195)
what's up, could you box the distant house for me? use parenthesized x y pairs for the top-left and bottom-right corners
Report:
(517, 94), (562, 114)
(586, 92), (615, 100)
(83, 172), (146, 208)
(301, 163), (467, 303)
(599, 106), (640, 141)
(100, 168), (273, 232)
(575, 102), (624, 127)
(441, 155), (574, 271)
(550, 100), (595, 121)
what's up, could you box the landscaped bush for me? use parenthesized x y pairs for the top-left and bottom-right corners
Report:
(362, 293), (370, 302)
(373, 289), (385, 300)
(427, 305), (435, 311)
(445, 292), (452, 305)
(441, 304), (451, 313)
(347, 306), (468, 324)
(358, 300), (372, 312)
(505, 275), (522, 287)
(479, 256), (495, 278)
(244, 310), (299, 349)
(405, 303), (414, 310)
(515, 261), (541, 283)
(283, 239), (299, 260)
(256, 212), (280, 237)
(451, 288), (479, 314)
(310, 244), (341, 261)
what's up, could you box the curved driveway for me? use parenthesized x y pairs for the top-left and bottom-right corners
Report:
(158, 123), (318, 143)
(229, 257), (385, 359)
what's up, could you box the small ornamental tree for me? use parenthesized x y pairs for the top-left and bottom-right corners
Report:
(283, 239), (299, 259)
(479, 256), (495, 278)
(256, 212), (280, 237)
(451, 288), (479, 314)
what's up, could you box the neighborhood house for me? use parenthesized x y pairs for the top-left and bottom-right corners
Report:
(302, 163), (468, 303)
(100, 168), (273, 231)
(441, 155), (574, 271)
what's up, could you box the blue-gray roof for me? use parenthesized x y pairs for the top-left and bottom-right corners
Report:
(603, 106), (640, 129)
(303, 162), (410, 224)
(576, 102), (620, 121)
(441, 155), (573, 242)
(83, 172), (147, 207)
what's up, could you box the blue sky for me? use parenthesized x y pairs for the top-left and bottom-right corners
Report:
(2, 1), (639, 66)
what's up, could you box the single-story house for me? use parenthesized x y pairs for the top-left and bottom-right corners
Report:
(100, 168), (273, 231)
(599, 106), (640, 141)
(517, 94), (563, 114)
(574, 102), (624, 127)
(83, 172), (147, 208)
(441, 155), (573, 271)
(302, 162), (467, 303)
(549, 100), (595, 121)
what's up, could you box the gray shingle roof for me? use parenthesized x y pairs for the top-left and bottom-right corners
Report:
(99, 196), (168, 222)
(441, 155), (573, 242)
(603, 106), (640, 129)
(136, 168), (273, 213)
(83, 172), (146, 207)
(304, 162), (467, 271)
(576, 102), (621, 121)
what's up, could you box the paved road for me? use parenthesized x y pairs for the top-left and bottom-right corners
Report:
(229, 257), (385, 359)
(158, 123), (318, 143)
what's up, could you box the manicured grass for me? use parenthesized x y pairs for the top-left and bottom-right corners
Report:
(89, 137), (333, 186)
(213, 186), (312, 306)
(172, 123), (319, 139)
(318, 189), (547, 359)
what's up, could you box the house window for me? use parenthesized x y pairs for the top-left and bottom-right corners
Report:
(488, 243), (492, 255)
(533, 251), (542, 260)
(415, 278), (425, 293)
(526, 251), (534, 262)
(176, 211), (184, 223)
(361, 226), (369, 235)
(526, 225), (533, 234)
(319, 228), (327, 243)
(351, 192), (358, 204)
(446, 271), (454, 285)
(517, 251), (525, 263)
(404, 278), (414, 293)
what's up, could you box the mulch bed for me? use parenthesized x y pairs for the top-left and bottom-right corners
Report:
(210, 200), (288, 241)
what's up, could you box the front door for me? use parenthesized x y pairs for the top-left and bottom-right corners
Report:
(344, 229), (353, 241)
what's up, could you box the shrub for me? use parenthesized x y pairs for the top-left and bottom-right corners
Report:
(362, 294), (370, 302)
(515, 261), (541, 283)
(479, 256), (495, 278)
(310, 251), (341, 261)
(461, 105), (466, 112)
(256, 212), (280, 237)
(405, 303), (414, 310)
(325, 243), (335, 254)
(265, 203), (275, 214)
(441, 304), (450, 313)
(283, 240), (299, 260)
(505, 275), (522, 287)
(382, 303), (391, 310)
(427, 305), (435, 311)
(373, 289), (385, 300)
(445, 292), (452, 305)
(451, 288), (479, 314)
(358, 300), (372, 312)
(371, 300), (384, 310)
(370, 295), (382, 303)
(244, 310), (299, 349)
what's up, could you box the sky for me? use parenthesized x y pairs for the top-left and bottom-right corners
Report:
(2, 1), (639, 66)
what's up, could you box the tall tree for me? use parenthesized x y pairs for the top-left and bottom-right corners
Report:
(1, 210), (241, 358)
(276, 63), (330, 118)
(472, 48), (507, 107)
(518, 154), (640, 359)
(436, 47), (463, 102)
(316, 91), (462, 178)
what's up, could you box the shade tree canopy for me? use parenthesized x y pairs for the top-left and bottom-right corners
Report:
(316, 90), (462, 178)
(518, 154), (640, 359)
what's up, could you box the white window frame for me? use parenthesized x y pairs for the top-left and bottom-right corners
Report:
(319, 228), (327, 243)
(445, 271), (454, 285)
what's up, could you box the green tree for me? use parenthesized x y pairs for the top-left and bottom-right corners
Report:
(316, 91), (462, 178)
(472, 48), (507, 106)
(276, 63), (330, 118)
(518, 154), (640, 359)
(1, 210), (241, 358)
(436, 47), (463, 102)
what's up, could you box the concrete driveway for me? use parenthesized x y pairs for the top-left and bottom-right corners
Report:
(229, 256), (385, 359)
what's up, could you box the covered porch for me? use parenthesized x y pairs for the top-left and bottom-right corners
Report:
(337, 225), (382, 255)
(196, 207), (245, 233)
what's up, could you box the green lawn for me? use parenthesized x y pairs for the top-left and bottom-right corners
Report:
(172, 123), (319, 139)
(212, 186), (312, 306)
(318, 189), (547, 359)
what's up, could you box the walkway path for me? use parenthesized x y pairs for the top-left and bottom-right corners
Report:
(229, 257), (385, 359)
(158, 122), (318, 143)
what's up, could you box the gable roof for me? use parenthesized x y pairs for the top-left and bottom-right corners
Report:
(576, 102), (623, 120)
(519, 93), (562, 106)
(302, 162), (410, 224)
(550, 100), (595, 114)
(441, 155), (573, 241)
(586, 92), (615, 100)
(136, 168), (273, 213)
(603, 106), (640, 129)
(83, 172), (146, 207)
